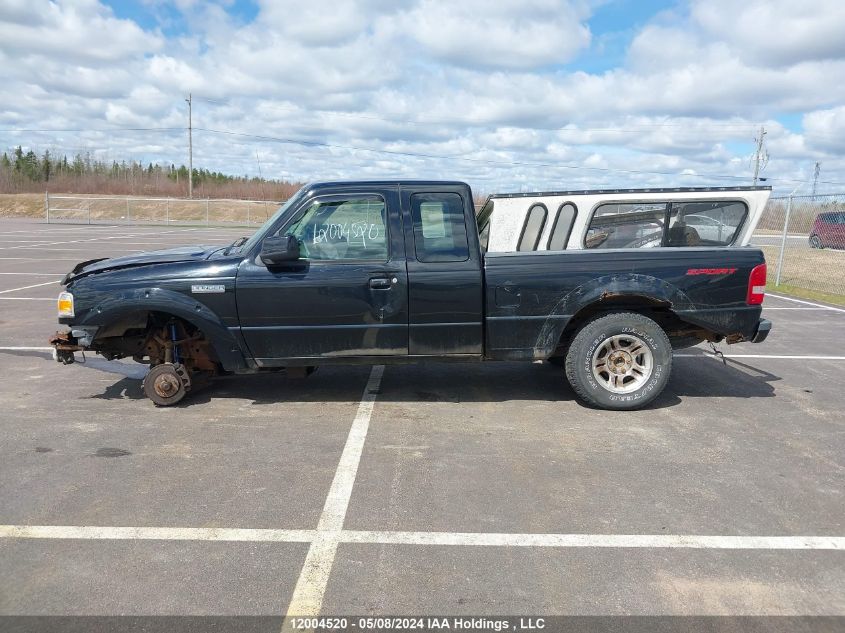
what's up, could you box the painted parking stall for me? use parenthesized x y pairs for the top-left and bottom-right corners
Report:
(0, 218), (842, 626)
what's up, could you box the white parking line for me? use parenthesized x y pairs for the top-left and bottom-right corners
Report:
(762, 307), (831, 311)
(11, 248), (145, 253)
(675, 353), (845, 360)
(5, 347), (842, 360)
(0, 280), (59, 294)
(0, 239), (232, 245)
(767, 293), (845, 313)
(0, 257), (94, 261)
(0, 347), (54, 351)
(0, 297), (56, 301)
(286, 364), (385, 618)
(1, 524), (841, 550)
(0, 272), (64, 276)
(342, 531), (845, 550)
(0, 525), (315, 542)
(0, 227), (209, 251)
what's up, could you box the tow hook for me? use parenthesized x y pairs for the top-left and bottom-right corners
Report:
(708, 341), (727, 365)
(49, 331), (83, 365)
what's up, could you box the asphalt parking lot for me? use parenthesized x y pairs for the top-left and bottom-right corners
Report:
(0, 218), (843, 630)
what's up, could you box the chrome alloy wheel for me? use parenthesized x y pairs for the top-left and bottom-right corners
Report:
(591, 334), (654, 394)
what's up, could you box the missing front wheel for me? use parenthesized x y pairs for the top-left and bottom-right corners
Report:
(143, 363), (191, 406)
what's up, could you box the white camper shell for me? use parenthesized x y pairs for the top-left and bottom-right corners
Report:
(478, 187), (771, 253)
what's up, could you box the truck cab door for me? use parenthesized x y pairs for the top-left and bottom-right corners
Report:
(400, 186), (484, 356)
(235, 189), (409, 364)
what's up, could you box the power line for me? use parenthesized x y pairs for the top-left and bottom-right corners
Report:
(4, 123), (845, 187)
(1, 122), (840, 142)
(194, 126), (845, 187)
(190, 99), (762, 132)
(0, 127), (184, 133)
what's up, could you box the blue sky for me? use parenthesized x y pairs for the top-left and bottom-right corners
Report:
(569, 0), (677, 73)
(105, 0), (260, 37)
(2, 0), (845, 194)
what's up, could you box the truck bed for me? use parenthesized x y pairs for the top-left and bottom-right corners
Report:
(483, 247), (766, 360)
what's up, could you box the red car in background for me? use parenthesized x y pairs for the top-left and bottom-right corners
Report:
(809, 211), (845, 249)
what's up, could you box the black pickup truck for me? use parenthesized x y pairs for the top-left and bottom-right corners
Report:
(52, 180), (771, 410)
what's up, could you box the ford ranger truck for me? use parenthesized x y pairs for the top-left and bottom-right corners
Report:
(51, 180), (772, 410)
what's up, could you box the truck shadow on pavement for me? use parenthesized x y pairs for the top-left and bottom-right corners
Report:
(1, 348), (777, 409)
(88, 354), (777, 409)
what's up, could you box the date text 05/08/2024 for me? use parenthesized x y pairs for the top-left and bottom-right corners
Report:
(289, 617), (546, 631)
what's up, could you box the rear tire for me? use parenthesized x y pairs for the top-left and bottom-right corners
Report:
(564, 312), (672, 410)
(809, 235), (823, 249)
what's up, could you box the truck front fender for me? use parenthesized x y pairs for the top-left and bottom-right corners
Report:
(534, 273), (694, 358)
(77, 287), (249, 372)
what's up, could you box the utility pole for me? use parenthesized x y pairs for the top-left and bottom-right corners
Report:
(752, 125), (768, 186)
(811, 161), (821, 200)
(185, 93), (193, 198)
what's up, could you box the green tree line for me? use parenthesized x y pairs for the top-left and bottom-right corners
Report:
(0, 145), (300, 200)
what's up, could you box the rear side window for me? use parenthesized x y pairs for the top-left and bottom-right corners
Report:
(410, 192), (470, 262)
(667, 201), (747, 246)
(547, 203), (577, 250)
(518, 204), (548, 251)
(585, 202), (667, 249)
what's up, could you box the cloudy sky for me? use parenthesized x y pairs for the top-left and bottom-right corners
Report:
(2, 0), (845, 195)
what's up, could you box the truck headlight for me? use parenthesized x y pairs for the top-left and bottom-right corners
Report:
(57, 291), (75, 318)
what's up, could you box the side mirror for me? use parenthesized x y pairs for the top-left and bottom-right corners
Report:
(260, 234), (300, 265)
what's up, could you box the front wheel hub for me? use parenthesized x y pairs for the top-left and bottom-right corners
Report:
(153, 373), (180, 398)
(143, 363), (191, 406)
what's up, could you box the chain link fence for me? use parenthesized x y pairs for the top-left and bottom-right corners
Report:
(42, 192), (845, 304)
(45, 194), (281, 226)
(752, 193), (845, 304)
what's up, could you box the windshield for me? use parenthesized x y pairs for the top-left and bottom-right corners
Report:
(239, 186), (309, 254)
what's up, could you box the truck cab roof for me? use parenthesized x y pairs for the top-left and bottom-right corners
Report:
(304, 179), (470, 192)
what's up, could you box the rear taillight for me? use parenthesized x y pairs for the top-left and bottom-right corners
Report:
(747, 263), (766, 305)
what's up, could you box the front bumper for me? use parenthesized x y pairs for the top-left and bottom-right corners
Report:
(751, 318), (771, 343)
(49, 330), (82, 364)
(48, 327), (97, 364)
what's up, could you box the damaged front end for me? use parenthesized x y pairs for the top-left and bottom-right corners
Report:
(49, 327), (98, 364)
(50, 288), (97, 363)
(49, 330), (80, 365)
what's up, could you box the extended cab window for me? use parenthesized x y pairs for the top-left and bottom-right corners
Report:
(410, 192), (470, 262)
(286, 196), (388, 261)
(585, 202), (668, 249)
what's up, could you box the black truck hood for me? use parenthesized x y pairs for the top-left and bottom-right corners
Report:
(63, 245), (224, 284)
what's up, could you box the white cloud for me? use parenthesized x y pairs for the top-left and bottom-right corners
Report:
(802, 106), (845, 154)
(0, 0), (162, 64)
(257, 0), (399, 46)
(1, 0), (844, 194)
(691, 0), (845, 67)
(402, 0), (592, 69)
